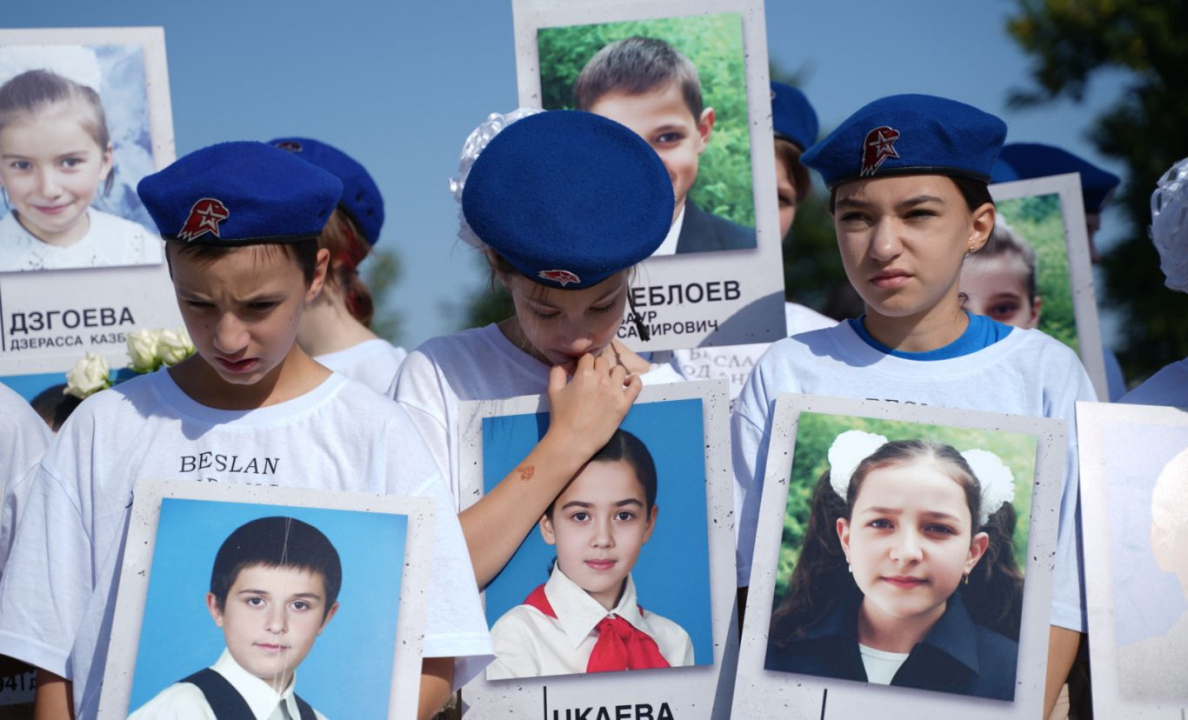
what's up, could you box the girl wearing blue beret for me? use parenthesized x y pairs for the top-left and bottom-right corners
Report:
(392, 109), (684, 589)
(731, 94), (1096, 716)
(270, 137), (410, 395)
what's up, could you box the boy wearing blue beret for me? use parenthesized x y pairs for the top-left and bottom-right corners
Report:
(731, 94), (1096, 717)
(575, 36), (755, 254)
(0, 142), (491, 720)
(270, 136), (409, 395)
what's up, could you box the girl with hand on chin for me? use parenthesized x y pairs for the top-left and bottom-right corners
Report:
(392, 109), (684, 589)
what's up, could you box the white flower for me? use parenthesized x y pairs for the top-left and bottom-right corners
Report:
(961, 449), (1016, 526)
(126, 328), (162, 373)
(827, 430), (889, 499)
(157, 327), (195, 367)
(64, 352), (111, 399)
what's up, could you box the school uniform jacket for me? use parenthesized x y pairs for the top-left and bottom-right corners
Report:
(128, 649), (328, 720)
(764, 592), (1018, 701)
(674, 200), (756, 254)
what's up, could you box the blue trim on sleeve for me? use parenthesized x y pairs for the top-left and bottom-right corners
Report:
(848, 313), (1013, 360)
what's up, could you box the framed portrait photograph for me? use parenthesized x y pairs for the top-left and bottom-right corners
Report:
(1079, 401), (1188, 717)
(513, 0), (787, 351)
(99, 480), (435, 720)
(0, 27), (180, 379)
(980, 173), (1109, 399)
(458, 381), (737, 718)
(734, 395), (1066, 718)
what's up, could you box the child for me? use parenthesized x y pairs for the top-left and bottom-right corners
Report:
(993, 142), (1128, 399)
(1120, 157), (1188, 407)
(732, 94), (1096, 718)
(959, 218), (1042, 329)
(487, 429), (693, 679)
(670, 82), (835, 400)
(130, 517), (341, 719)
(0, 142), (489, 720)
(0, 69), (160, 272)
(574, 36), (755, 254)
(272, 136), (408, 395)
(1117, 448), (1188, 696)
(765, 432), (1021, 700)
(393, 110), (683, 590)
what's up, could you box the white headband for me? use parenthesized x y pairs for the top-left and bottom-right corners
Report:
(448, 107), (544, 250)
(827, 430), (1016, 527)
(1150, 157), (1188, 293)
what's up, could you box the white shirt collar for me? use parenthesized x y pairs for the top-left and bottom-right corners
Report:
(650, 204), (686, 257)
(543, 566), (645, 649)
(212, 648), (304, 720)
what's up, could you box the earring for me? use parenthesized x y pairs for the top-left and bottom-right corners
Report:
(963, 573), (970, 585)
(847, 563), (853, 574)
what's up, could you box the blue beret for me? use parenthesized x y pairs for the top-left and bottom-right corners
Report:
(269, 137), (385, 245)
(994, 143), (1121, 213)
(802, 94), (1007, 190)
(770, 82), (818, 151)
(462, 111), (673, 290)
(138, 142), (342, 245)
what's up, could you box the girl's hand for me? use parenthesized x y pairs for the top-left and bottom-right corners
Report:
(544, 353), (642, 460)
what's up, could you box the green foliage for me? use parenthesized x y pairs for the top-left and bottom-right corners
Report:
(453, 254), (514, 331)
(1007, 0), (1188, 383)
(997, 193), (1078, 351)
(364, 248), (403, 344)
(537, 14), (755, 226)
(773, 412), (1037, 602)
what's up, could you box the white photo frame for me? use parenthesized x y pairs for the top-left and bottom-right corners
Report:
(457, 380), (738, 718)
(100, 479), (435, 720)
(1078, 401), (1188, 717)
(0, 27), (180, 377)
(734, 394), (1065, 718)
(512, 0), (786, 352)
(988, 173), (1109, 399)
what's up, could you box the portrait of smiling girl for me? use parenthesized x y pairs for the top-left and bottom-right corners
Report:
(0, 56), (160, 272)
(765, 431), (1023, 701)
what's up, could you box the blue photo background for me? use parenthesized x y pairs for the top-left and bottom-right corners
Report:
(0, 44), (157, 232)
(128, 499), (407, 717)
(482, 398), (714, 666)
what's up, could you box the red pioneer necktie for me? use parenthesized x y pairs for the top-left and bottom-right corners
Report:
(523, 584), (671, 673)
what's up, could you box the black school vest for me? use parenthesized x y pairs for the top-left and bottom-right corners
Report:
(182, 668), (316, 720)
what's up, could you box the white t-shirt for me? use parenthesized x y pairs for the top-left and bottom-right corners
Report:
(669, 302), (836, 400)
(315, 338), (407, 395)
(650, 205), (686, 257)
(0, 383), (50, 567)
(487, 568), (693, 679)
(1119, 358), (1188, 408)
(0, 370), (491, 718)
(0, 209), (163, 272)
(392, 323), (685, 507)
(129, 649), (327, 720)
(732, 322), (1096, 632)
(858, 644), (909, 685)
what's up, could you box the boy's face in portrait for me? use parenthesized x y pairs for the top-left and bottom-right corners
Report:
(837, 460), (988, 629)
(1151, 452), (1188, 597)
(587, 81), (714, 224)
(959, 254), (1041, 329)
(206, 564), (339, 689)
(540, 459), (657, 610)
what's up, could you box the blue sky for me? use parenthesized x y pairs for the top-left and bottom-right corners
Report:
(6, 0), (1131, 348)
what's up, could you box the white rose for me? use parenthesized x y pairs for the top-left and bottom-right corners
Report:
(64, 352), (111, 399)
(158, 327), (195, 367)
(126, 328), (161, 373)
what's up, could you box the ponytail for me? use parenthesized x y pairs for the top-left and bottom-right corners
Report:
(961, 502), (1024, 640)
(320, 209), (375, 326)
